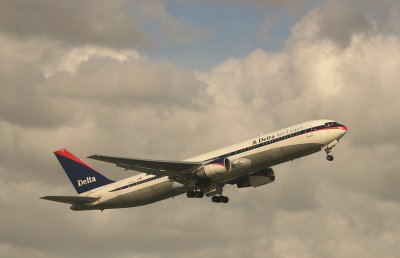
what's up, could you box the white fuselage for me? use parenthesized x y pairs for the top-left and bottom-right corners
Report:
(73, 120), (347, 210)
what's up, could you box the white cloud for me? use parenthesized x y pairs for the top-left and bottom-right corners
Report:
(43, 46), (141, 77)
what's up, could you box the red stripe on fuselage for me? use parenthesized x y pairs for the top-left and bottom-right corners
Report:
(316, 126), (347, 132)
(54, 149), (96, 170)
(213, 163), (225, 167)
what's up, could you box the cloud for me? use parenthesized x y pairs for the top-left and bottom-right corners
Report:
(1, 1), (400, 258)
(0, 0), (205, 49)
(0, 0), (147, 48)
(315, 2), (375, 47)
(231, 0), (310, 8)
(138, 1), (207, 45)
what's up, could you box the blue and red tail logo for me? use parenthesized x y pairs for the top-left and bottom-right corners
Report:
(54, 149), (114, 194)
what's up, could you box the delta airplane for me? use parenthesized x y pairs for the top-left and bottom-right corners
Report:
(41, 120), (347, 211)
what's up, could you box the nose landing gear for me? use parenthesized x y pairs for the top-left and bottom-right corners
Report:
(325, 146), (334, 161)
(325, 139), (340, 161)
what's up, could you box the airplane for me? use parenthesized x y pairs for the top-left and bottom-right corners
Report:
(41, 119), (347, 211)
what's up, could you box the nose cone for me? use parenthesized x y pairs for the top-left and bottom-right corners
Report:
(338, 124), (348, 138)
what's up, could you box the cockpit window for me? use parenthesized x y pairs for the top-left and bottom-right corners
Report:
(325, 122), (334, 127)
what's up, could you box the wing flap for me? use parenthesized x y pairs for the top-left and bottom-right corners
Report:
(41, 196), (99, 205)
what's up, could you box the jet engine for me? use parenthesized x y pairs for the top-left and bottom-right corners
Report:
(237, 168), (275, 188)
(197, 157), (252, 180)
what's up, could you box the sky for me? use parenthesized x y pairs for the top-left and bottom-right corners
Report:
(1, 0), (400, 257)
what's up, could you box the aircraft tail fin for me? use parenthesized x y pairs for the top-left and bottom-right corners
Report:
(54, 149), (114, 194)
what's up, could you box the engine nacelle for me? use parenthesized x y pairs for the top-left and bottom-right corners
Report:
(197, 163), (228, 179)
(197, 157), (252, 180)
(237, 168), (275, 188)
(225, 157), (252, 173)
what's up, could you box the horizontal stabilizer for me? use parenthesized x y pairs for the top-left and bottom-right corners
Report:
(40, 196), (99, 205)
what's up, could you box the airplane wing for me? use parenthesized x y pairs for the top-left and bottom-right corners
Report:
(87, 154), (203, 184)
(40, 196), (99, 205)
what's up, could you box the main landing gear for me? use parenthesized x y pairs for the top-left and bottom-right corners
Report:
(211, 184), (229, 204)
(211, 195), (229, 203)
(325, 139), (340, 161)
(186, 190), (204, 198)
(186, 187), (229, 204)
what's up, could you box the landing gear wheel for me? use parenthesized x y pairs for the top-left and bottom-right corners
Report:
(211, 195), (229, 203)
(194, 191), (204, 198)
(187, 191), (204, 198)
(326, 155), (334, 161)
(212, 196), (220, 203)
(186, 191), (195, 198)
(221, 196), (229, 203)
